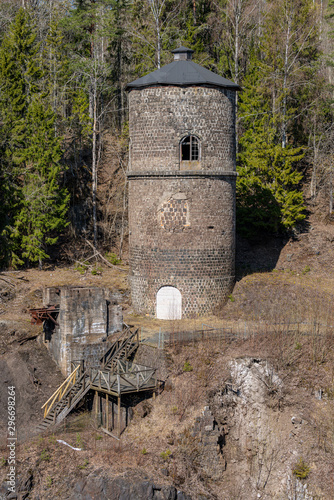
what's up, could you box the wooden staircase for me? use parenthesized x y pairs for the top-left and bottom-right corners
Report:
(101, 326), (140, 371)
(38, 326), (139, 432)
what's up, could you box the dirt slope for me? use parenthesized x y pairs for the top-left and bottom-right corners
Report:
(0, 216), (333, 498)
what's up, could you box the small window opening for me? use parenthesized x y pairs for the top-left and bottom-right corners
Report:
(181, 135), (199, 161)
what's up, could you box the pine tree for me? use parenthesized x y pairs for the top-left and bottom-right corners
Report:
(107, 0), (131, 129)
(62, 0), (122, 247)
(42, 16), (70, 125)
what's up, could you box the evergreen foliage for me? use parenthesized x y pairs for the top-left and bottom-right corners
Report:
(8, 98), (69, 266)
(237, 50), (306, 238)
(0, 9), (69, 267)
(0, 0), (333, 262)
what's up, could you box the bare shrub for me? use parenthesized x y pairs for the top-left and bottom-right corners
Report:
(174, 427), (201, 480)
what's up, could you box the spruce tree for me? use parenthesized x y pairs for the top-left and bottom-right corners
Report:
(237, 49), (306, 239)
(0, 9), (69, 267)
(9, 99), (69, 267)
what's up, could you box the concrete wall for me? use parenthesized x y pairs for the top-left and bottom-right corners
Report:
(43, 286), (123, 376)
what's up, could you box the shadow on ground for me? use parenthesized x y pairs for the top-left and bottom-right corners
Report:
(236, 233), (288, 280)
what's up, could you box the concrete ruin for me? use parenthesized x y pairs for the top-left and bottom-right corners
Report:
(42, 286), (123, 376)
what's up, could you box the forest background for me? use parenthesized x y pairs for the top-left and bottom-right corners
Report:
(0, 0), (333, 268)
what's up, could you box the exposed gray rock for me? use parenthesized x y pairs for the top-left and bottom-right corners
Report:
(71, 471), (192, 500)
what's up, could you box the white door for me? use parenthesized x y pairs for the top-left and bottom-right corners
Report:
(156, 287), (182, 320)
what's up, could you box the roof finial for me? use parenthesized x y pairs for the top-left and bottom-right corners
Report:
(172, 46), (194, 61)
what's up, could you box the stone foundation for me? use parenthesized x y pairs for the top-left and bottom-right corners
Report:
(128, 174), (235, 317)
(43, 286), (123, 376)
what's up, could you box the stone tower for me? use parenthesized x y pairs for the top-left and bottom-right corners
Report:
(126, 47), (240, 319)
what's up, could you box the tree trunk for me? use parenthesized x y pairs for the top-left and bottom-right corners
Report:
(234, 3), (240, 156)
(282, 16), (291, 149)
(156, 19), (161, 69)
(92, 79), (98, 249)
(330, 168), (333, 216)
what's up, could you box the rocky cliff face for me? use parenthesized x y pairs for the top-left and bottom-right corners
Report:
(71, 470), (192, 500)
(207, 357), (321, 499)
(1, 455), (194, 500)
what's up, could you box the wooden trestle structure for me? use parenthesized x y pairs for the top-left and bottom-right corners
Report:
(38, 326), (157, 437)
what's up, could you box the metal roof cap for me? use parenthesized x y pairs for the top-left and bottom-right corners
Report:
(126, 47), (241, 91)
(172, 46), (194, 60)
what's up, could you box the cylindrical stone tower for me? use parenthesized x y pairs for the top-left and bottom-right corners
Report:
(126, 47), (240, 319)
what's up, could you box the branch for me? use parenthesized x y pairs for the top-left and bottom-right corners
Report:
(84, 239), (127, 272)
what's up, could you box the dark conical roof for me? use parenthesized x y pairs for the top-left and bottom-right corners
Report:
(126, 46), (241, 91)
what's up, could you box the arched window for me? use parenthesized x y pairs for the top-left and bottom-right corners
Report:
(180, 135), (200, 161)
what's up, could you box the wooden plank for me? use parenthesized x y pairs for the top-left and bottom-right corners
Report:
(101, 427), (120, 440)
(101, 372), (109, 389)
(88, 385), (156, 397)
(120, 374), (137, 390)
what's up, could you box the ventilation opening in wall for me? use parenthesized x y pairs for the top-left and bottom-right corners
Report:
(156, 286), (182, 320)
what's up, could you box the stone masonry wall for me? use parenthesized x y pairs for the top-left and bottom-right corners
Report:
(128, 84), (237, 318)
(128, 174), (235, 317)
(128, 86), (236, 172)
(43, 286), (122, 375)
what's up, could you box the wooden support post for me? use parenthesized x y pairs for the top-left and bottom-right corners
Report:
(100, 394), (103, 426)
(106, 394), (109, 431)
(112, 399), (114, 430)
(95, 391), (98, 423)
(117, 395), (121, 438)
(153, 371), (156, 400)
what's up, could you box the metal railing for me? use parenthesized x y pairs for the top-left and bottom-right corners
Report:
(140, 320), (334, 349)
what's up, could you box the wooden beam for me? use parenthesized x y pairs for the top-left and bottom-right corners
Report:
(112, 399), (114, 429)
(95, 390), (98, 422)
(100, 427), (120, 440)
(106, 394), (109, 431)
(118, 395), (121, 438)
(89, 385), (157, 397)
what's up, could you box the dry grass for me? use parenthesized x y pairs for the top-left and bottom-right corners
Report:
(0, 265), (129, 326)
(1, 265), (334, 498)
(0, 327), (333, 498)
